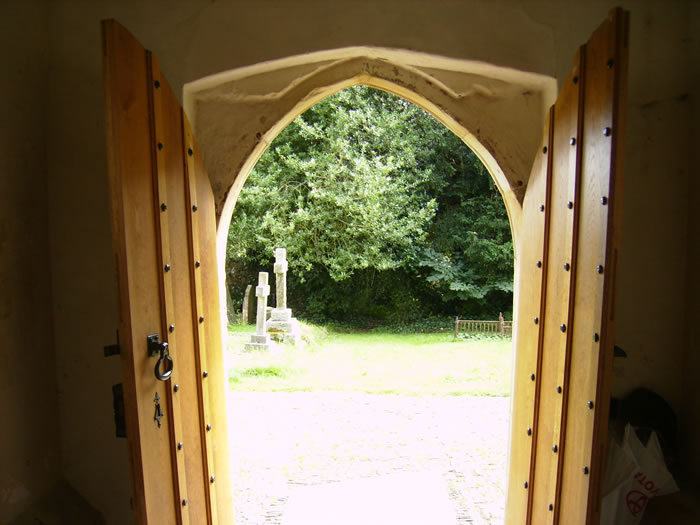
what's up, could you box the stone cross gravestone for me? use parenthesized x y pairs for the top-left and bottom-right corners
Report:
(244, 272), (271, 351)
(275, 247), (288, 310)
(267, 248), (301, 344)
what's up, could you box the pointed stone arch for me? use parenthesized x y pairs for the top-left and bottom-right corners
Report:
(183, 47), (556, 268)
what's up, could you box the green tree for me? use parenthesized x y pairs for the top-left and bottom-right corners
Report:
(227, 86), (513, 323)
(227, 87), (437, 280)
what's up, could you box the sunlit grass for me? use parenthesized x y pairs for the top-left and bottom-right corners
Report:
(227, 325), (513, 396)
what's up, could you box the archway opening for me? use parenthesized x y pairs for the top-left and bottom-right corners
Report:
(226, 84), (514, 328)
(183, 47), (556, 525)
(224, 84), (514, 524)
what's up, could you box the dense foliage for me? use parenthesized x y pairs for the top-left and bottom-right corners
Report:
(226, 86), (513, 325)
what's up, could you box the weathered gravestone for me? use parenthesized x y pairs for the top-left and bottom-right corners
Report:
(241, 284), (255, 324)
(267, 248), (301, 344)
(244, 272), (271, 351)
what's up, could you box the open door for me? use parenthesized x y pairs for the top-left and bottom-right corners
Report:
(102, 21), (233, 524)
(507, 8), (628, 525)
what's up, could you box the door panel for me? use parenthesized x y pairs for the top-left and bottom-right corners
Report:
(103, 20), (233, 525)
(151, 54), (206, 522)
(529, 49), (584, 525)
(506, 8), (628, 525)
(102, 22), (179, 525)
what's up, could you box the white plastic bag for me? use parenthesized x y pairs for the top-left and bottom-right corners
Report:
(600, 423), (679, 525)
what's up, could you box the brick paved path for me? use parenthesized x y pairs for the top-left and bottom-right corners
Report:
(228, 392), (509, 524)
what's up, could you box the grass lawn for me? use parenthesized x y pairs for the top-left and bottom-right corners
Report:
(227, 325), (513, 396)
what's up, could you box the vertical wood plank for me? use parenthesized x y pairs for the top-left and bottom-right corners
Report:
(183, 116), (218, 525)
(552, 46), (586, 524)
(530, 53), (583, 524)
(558, 9), (629, 524)
(506, 108), (553, 524)
(597, 10), (627, 523)
(590, 11), (628, 522)
(151, 54), (204, 523)
(102, 21), (178, 525)
(190, 121), (236, 525)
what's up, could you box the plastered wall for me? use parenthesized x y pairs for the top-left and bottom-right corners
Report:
(680, 1), (700, 486)
(44, 2), (133, 523)
(0, 1), (61, 522)
(1, 1), (697, 523)
(612, 0), (691, 415)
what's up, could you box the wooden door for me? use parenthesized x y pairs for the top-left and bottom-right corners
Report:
(102, 21), (233, 525)
(506, 8), (628, 525)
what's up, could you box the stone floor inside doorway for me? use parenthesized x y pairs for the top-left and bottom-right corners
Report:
(228, 391), (508, 524)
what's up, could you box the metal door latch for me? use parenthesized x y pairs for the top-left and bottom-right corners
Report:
(147, 333), (174, 381)
(153, 392), (164, 428)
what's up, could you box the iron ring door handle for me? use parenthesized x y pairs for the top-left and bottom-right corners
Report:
(154, 346), (174, 381)
(147, 334), (174, 381)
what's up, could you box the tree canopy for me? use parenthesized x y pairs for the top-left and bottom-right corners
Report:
(226, 86), (513, 324)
